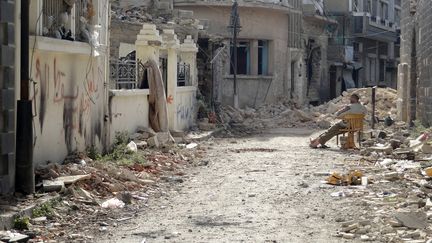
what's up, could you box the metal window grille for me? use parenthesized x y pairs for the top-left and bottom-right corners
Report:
(110, 59), (145, 89)
(42, 0), (69, 31)
(177, 62), (191, 87)
(75, 0), (86, 40)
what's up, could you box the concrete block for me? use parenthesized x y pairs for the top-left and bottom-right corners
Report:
(147, 136), (160, 148)
(1, 88), (15, 110)
(7, 23), (14, 44)
(0, 132), (14, 154)
(178, 10), (193, 19)
(158, 2), (171, 10)
(43, 180), (65, 192)
(0, 2), (15, 23)
(1, 66), (15, 89)
(0, 45), (14, 67)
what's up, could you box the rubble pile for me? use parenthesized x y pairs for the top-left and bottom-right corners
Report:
(318, 125), (432, 241)
(2, 132), (208, 242)
(110, 0), (201, 38)
(311, 87), (398, 128)
(218, 87), (398, 133)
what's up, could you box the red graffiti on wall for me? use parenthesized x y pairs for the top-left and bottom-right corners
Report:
(32, 56), (101, 142)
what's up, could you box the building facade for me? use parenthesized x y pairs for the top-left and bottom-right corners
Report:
(174, 0), (305, 108)
(0, 0), (17, 193)
(325, 0), (400, 99)
(303, 0), (338, 103)
(398, 0), (431, 127)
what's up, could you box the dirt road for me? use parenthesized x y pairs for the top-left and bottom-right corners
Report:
(99, 128), (361, 243)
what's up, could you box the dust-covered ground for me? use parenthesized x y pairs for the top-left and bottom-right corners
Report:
(97, 128), (363, 243)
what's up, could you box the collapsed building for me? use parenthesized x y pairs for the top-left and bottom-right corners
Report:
(398, 0), (431, 127)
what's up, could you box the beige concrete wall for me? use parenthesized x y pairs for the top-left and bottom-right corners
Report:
(180, 6), (289, 40)
(109, 90), (150, 142)
(29, 41), (106, 165)
(178, 5), (297, 107)
(175, 86), (197, 130)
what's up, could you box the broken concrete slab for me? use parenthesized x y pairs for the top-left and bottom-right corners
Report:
(170, 130), (185, 137)
(147, 136), (160, 148)
(394, 211), (428, 229)
(198, 122), (216, 131)
(137, 126), (157, 138)
(56, 175), (92, 185)
(43, 180), (65, 192)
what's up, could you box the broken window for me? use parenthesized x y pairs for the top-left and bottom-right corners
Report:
(230, 41), (250, 75)
(258, 40), (269, 75)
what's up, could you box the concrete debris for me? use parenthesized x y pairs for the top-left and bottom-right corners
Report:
(147, 136), (160, 148)
(127, 141), (138, 153)
(43, 180), (65, 192)
(101, 198), (125, 209)
(394, 212), (428, 229)
(219, 88), (398, 133)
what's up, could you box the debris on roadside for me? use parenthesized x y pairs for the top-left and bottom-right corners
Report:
(218, 87), (398, 134)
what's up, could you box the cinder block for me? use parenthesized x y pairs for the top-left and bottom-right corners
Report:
(1, 66), (15, 89)
(7, 23), (13, 44)
(1, 88), (14, 110)
(0, 45), (14, 67)
(0, 2), (15, 23)
(0, 131), (14, 154)
(4, 109), (15, 132)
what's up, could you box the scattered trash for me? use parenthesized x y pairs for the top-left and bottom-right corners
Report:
(326, 170), (363, 186)
(101, 198), (125, 209)
(186, 143), (198, 149)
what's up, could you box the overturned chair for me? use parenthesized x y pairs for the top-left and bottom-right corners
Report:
(336, 114), (365, 149)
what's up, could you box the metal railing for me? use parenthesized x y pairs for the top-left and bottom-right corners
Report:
(110, 59), (145, 89)
(110, 59), (192, 89)
(177, 62), (191, 87)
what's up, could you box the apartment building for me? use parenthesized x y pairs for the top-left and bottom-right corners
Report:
(325, 0), (400, 98)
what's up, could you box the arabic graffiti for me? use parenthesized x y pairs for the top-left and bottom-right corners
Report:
(32, 55), (103, 153)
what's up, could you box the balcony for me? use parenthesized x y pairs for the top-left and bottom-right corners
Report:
(173, 0), (302, 12)
(352, 15), (398, 42)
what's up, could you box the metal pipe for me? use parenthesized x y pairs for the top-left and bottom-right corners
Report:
(16, 0), (35, 194)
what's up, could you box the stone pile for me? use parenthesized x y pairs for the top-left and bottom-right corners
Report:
(218, 87), (399, 133)
(110, 0), (201, 38)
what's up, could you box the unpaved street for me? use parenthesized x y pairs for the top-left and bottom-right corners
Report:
(99, 128), (361, 243)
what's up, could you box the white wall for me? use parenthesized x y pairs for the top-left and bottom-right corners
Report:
(175, 87), (197, 130)
(29, 39), (106, 165)
(109, 90), (150, 142)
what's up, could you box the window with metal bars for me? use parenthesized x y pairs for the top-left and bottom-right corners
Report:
(41, 0), (93, 42)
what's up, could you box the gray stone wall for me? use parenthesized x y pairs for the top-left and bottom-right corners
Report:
(400, 0), (432, 126)
(415, 0), (432, 126)
(0, 0), (16, 193)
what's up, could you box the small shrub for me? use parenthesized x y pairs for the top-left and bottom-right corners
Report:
(86, 146), (101, 160)
(13, 216), (30, 230)
(32, 200), (58, 218)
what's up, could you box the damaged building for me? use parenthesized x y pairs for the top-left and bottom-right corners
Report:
(302, 0), (338, 104)
(398, 0), (431, 127)
(325, 0), (401, 99)
(174, 0), (308, 108)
